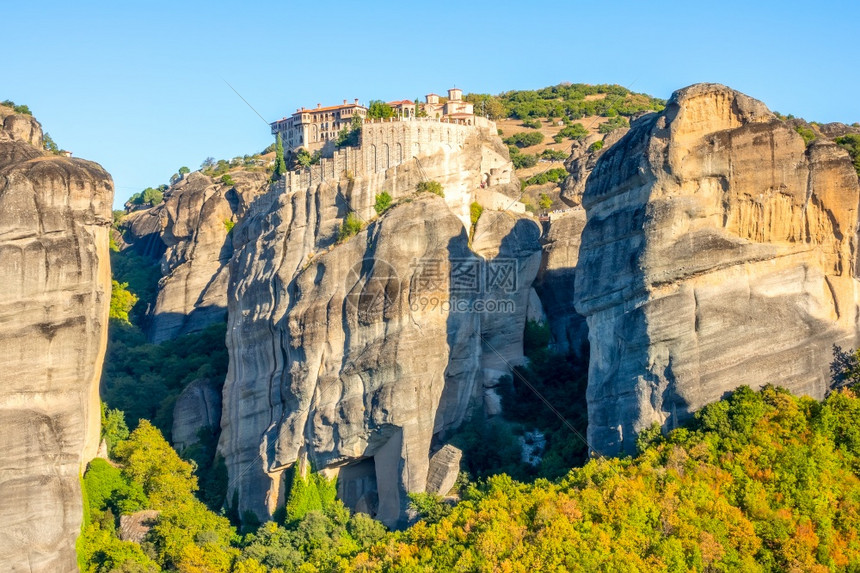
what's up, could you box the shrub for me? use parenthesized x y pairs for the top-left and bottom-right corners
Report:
(510, 149), (538, 169)
(836, 134), (860, 177)
(558, 123), (588, 140)
(552, 134), (564, 143)
(588, 140), (604, 152)
(220, 174), (235, 187)
(338, 212), (363, 241)
(522, 118), (542, 129)
(223, 219), (235, 233)
(374, 191), (392, 215)
(470, 202), (483, 226)
(504, 131), (545, 148)
(416, 180), (444, 197)
(524, 167), (568, 187)
(598, 116), (629, 133)
(540, 149), (568, 161)
(539, 193), (552, 210)
(795, 125), (816, 146)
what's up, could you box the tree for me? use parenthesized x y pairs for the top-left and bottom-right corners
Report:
(101, 404), (129, 455)
(367, 100), (394, 119)
(504, 132), (544, 148)
(110, 280), (138, 324)
(294, 148), (312, 169)
(272, 134), (287, 179)
(43, 132), (60, 154)
(178, 166), (190, 175)
(220, 174), (235, 187)
(558, 123), (589, 140)
(200, 157), (215, 169)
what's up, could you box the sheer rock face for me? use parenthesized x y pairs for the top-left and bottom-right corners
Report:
(122, 171), (269, 342)
(534, 209), (589, 358)
(219, 133), (538, 528)
(574, 83), (860, 455)
(0, 109), (112, 572)
(560, 127), (629, 206)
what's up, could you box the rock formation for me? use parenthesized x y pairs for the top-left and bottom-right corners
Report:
(121, 170), (268, 342)
(574, 83), (860, 455)
(560, 127), (628, 206)
(0, 105), (112, 571)
(218, 125), (541, 528)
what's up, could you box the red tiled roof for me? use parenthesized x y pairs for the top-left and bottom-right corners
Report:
(296, 102), (366, 115)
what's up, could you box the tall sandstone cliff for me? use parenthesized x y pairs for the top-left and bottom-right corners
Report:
(218, 127), (542, 528)
(574, 84), (860, 455)
(121, 170), (269, 342)
(0, 106), (113, 571)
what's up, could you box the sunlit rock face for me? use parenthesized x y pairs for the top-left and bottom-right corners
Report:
(574, 83), (860, 455)
(218, 128), (542, 528)
(0, 106), (113, 572)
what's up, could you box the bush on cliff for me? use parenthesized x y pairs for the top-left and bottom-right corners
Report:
(836, 134), (860, 178)
(338, 212), (363, 241)
(416, 180), (444, 197)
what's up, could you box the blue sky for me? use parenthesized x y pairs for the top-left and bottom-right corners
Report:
(5, 0), (858, 209)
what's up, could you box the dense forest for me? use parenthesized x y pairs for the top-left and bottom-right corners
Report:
(82, 374), (860, 571)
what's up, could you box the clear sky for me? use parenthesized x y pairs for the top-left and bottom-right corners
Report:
(4, 0), (858, 209)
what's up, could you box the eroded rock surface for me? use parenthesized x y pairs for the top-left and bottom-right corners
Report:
(0, 106), (112, 572)
(219, 127), (540, 528)
(121, 171), (268, 342)
(574, 83), (860, 455)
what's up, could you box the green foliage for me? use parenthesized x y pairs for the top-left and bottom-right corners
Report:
(294, 147), (312, 168)
(128, 186), (166, 208)
(836, 134), (860, 178)
(338, 212), (363, 242)
(109, 280), (138, 324)
(77, 522), (160, 573)
(84, 458), (148, 519)
(463, 93), (507, 119)
(109, 248), (161, 325)
(469, 201), (483, 226)
(355, 386), (860, 570)
(521, 118), (541, 129)
(509, 147), (538, 169)
(101, 404), (130, 455)
(598, 115), (629, 133)
(588, 139), (605, 152)
(284, 465), (337, 525)
(220, 174), (235, 187)
(223, 219), (235, 233)
(373, 191), (392, 215)
(102, 323), (228, 438)
(366, 100), (394, 119)
(336, 115), (363, 148)
(538, 193), (552, 210)
(416, 180), (444, 197)
(43, 132), (60, 154)
(178, 166), (190, 175)
(1, 99), (32, 115)
(408, 492), (452, 523)
(558, 122), (589, 140)
(479, 83), (664, 121)
(272, 134), (287, 179)
(524, 167), (568, 187)
(552, 134), (564, 143)
(504, 131), (544, 148)
(795, 124), (816, 145)
(540, 148), (568, 161)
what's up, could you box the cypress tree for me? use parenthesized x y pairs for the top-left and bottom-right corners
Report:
(272, 133), (287, 180)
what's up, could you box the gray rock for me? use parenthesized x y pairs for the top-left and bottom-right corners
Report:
(172, 378), (222, 452)
(574, 83), (860, 455)
(219, 127), (539, 528)
(425, 445), (462, 496)
(0, 111), (112, 572)
(118, 510), (160, 544)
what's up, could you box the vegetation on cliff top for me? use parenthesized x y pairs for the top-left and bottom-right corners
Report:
(465, 83), (665, 121)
